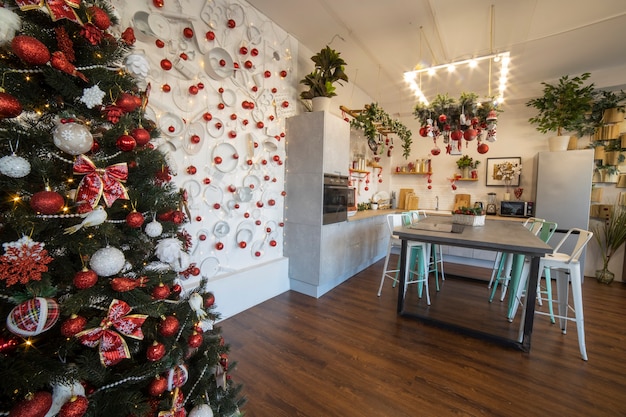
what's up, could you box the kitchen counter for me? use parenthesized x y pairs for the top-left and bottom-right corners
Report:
(348, 209), (527, 223)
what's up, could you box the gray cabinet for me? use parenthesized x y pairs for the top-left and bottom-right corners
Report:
(286, 112), (385, 297)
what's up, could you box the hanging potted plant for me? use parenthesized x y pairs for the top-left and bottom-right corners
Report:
(526, 72), (595, 151)
(349, 103), (413, 159)
(591, 203), (626, 284)
(299, 46), (349, 112)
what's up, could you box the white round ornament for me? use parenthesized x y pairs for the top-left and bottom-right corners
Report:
(144, 219), (163, 237)
(189, 404), (214, 417)
(89, 246), (125, 277)
(53, 122), (94, 155)
(0, 153), (30, 178)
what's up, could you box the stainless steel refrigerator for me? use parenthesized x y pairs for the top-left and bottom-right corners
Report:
(534, 149), (594, 273)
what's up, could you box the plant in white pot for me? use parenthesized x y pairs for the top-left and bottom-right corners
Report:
(526, 72), (595, 151)
(299, 46), (348, 112)
(591, 203), (626, 284)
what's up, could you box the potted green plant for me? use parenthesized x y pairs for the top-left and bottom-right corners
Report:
(455, 155), (479, 178)
(591, 203), (626, 284)
(299, 46), (349, 111)
(526, 72), (595, 151)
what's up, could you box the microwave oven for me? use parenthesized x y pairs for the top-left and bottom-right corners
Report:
(500, 200), (534, 218)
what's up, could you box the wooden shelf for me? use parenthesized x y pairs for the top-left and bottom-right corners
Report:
(350, 169), (369, 174)
(456, 178), (479, 181)
(393, 172), (432, 175)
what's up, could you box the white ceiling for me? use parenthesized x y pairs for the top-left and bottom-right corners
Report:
(247, 0), (626, 118)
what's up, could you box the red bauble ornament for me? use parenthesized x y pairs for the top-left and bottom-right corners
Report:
(438, 114), (447, 123)
(450, 129), (463, 141)
(126, 211), (145, 228)
(58, 395), (88, 417)
(155, 39), (165, 48)
(12, 35), (51, 66)
(206, 31), (215, 41)
(0, 92), (23, 119)
(152, 283), (171, 299)
(61, 314), (87, 337)
(172, 284), (182, 295)
(160, 59), (172, 70)
(116, 93), (139, 113)
(188, 331), (203, 348)
(238, 241), (247, 249)
(215, 242), (224, 250)
(148, 376), (167, 396)
(30, 190), (64, 214)
(131, 127), (151, 146)
(116, 134), (136, 152)
(73, 268), (98, 289)
(9, 391), (52, 417)
(88, 6), (111, 30)
(477, 143), (489, 154)
(227, 19), (236, 28)
(463, 128), (478, 141)
(204, 293), (215, 308)
(159, 315), (180, 337)
(146, 341), (166, 361)
(183, 27), (194, 38)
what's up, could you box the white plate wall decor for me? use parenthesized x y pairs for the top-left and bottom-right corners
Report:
(123, 0), (297, 274)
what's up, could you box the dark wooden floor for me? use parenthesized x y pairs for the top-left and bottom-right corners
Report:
(221, 258), (626, 417)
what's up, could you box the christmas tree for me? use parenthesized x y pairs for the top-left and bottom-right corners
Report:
(0, 1), (243, 416)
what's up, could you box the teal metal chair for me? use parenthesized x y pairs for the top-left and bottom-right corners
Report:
(377, 213), (430, 304)
(489, 218), (545, 303)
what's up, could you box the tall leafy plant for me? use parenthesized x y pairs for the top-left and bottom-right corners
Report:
(526, 72), (595, 136)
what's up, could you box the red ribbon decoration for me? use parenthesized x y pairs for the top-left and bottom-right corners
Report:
(15, 0), (83, 24)
(73, 155), (129, 208)
(75, 299), (147, 366)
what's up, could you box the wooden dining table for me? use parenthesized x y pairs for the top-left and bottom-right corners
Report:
(395, 216), (552, 352)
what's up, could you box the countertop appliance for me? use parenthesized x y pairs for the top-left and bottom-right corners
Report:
(534, 149), (594, 272)
(500, 200), (534, 218)
(322, 173), (349, 225)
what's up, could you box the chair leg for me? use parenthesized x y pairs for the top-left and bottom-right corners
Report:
(569, 269), (587, 361)
(488, 252), (502, 289)
(489, 253), (509, 302)
(555, 270), (570, 334)
(377, 242), (394, 296)
(543, 268), (555, 324)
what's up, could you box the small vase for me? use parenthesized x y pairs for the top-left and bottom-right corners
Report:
(461, 166), (470, 178)
(503, 192), (511, 201)
(595, 268), (615, 284)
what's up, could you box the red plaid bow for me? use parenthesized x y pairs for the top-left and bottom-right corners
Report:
(76, 299), (147, 366)
(74, 155), (129, 208)
(15, 0), (83, 24)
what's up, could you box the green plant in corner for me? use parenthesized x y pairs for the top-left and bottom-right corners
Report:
(591, 203), (626, 284)
(526, 72), (595, 136)
(299, 46), (349, 99)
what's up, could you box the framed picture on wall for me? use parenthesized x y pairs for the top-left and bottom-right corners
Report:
(486, 157), (522, 186)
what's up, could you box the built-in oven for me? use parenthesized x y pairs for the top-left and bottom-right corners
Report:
(323, 173), (349, 225)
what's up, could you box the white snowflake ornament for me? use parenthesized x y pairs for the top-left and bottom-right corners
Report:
(80, 85), (106, 109)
